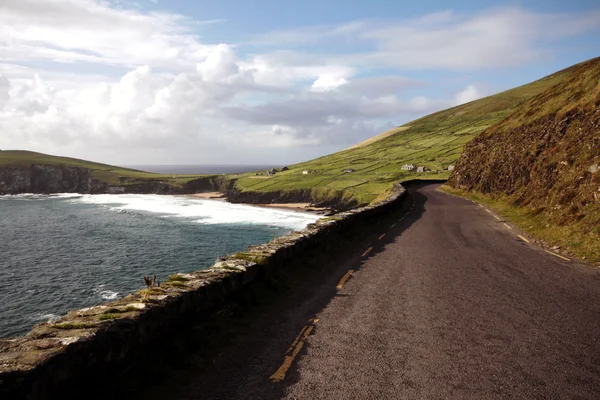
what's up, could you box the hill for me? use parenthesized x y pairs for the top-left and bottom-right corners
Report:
(447, 57), (600, 262)
(228, 62), (580, 205)
(0, 150), (208, 194)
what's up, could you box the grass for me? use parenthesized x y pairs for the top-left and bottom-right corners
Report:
(229, 62), (579, 205)
(232, 252), (268, 265)
(0, 150), (206, 187)
(98, 313), (121, 321)
(167, 275), (189, 283)
(55, 322), (97, 329)
(441, 185), (600, 264)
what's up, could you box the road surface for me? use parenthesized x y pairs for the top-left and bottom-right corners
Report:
(175, 183), (600, 399)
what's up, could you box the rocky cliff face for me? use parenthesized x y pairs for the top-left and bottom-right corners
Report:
(0, 164), (358, 210)
(0, 165), (226, 195)
(226, 187), (359, 210)
(448, 57), (600, 230)
(0, 165), (108, 194)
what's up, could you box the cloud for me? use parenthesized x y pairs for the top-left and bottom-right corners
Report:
(255, 7), (600, 70)
(455, 84), (481, 105)
(1, 1), (599, 164)
(0, 0), (216, 69)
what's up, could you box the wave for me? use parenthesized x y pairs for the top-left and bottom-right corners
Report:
(32, 313), (60, 323)
(93, 285), (119, 300)
(71, 194), (318, 230)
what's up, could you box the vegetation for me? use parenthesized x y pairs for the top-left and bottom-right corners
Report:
(98, 313), (121, 321)
(55, 322), (96, 329)
(447, 57), (600, 263)
(167, 274), (189, 283)
(0, 150), (205, 187)
(228, 62), (580, 205)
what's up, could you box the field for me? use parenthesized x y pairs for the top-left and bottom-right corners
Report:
(231, 63), (578, 205)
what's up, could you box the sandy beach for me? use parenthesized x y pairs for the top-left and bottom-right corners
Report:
(188, 193), (330, 214)
(189, 192), (227, 201)
(257, 203), (330, 214)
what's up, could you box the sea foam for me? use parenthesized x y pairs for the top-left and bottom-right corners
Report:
(71, 194), (318, 230)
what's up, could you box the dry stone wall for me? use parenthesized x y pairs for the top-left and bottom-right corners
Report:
(0, 183), (407, 400)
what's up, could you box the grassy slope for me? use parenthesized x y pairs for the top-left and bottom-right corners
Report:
(231, 64), (578, 205)
(446, 56), (600, 262)
(0, 150), (204, 187)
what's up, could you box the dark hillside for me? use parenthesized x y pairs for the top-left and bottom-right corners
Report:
(448, 57), (600, 256)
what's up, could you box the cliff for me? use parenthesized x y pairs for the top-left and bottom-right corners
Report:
(448, 57), (600, 242)
(0, 165), (103, 194)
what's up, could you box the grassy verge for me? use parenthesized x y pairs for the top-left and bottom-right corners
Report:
(440, 185), (600, 265)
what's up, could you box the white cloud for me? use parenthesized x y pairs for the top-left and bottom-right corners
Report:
(454, 84), (481, 105)
(311, 75), (348, 92)
(1, 1), (599, 164)
(256, 7), (600, 70)
(0, 0), (215, 69)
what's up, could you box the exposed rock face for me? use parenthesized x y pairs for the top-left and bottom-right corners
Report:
(0, 164), (359, 210)
(0, 165), (106, 194)
(0, 166), (230, 196)
(448, 57), (600, 229)
(226, 188), (359, 211)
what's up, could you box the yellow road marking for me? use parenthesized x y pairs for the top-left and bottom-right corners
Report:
(378, 233), (386, 240)
(336, 270), (354, 290)
(517, 235), (530, 243)
(361, 247), (373, 257)
(544, 250), (571, 261)
(503, 223), (512, 230)
(478, 204), (484, 208)
(493, 215), (501, 221)
(485, 209), (492, 214)
(270, 318), (319, 382)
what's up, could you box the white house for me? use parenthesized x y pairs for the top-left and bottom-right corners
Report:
(401, 164), (416, 171)
(447, 165), (455, 171)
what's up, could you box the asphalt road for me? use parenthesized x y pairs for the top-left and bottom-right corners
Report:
(175, 183), (600, 399)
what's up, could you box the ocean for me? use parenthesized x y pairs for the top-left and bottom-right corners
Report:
(0, 193), (317, 338)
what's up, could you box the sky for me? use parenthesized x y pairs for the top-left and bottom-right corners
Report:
(1, 0), (599, 166)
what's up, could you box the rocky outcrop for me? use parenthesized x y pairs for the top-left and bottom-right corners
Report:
(448, 57), (600, 230)
(227, 188), (359, 211)
(0, 183), (408, 400)
(0, 165), (107, 194)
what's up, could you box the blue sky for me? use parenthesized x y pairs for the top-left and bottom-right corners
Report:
(0, 0), (599, 165)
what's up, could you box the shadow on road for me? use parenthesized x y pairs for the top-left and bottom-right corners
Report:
(97, 183), (432, 400)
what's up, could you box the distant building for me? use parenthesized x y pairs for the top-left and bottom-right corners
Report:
(342, 168), (355, 174)
(281, 166), (289, 171)
(447, 165), (455, 171)
(416, 166), (429, 173)
(302, 170), (309, 175)
(401, 164), (416, 171)
(303, 169), (318, 175)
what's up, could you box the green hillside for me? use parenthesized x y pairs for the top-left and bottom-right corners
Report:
(447, 56), (600, 262)
(0, 150), (204, 187)
(229, 62), (580, 205)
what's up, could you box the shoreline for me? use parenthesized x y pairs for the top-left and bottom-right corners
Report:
(187, 192), (331, 215)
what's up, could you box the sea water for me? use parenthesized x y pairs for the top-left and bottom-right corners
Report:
(0, 194), (317, 338)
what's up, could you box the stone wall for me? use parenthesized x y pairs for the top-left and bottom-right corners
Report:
(0, 183), (408, 400)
